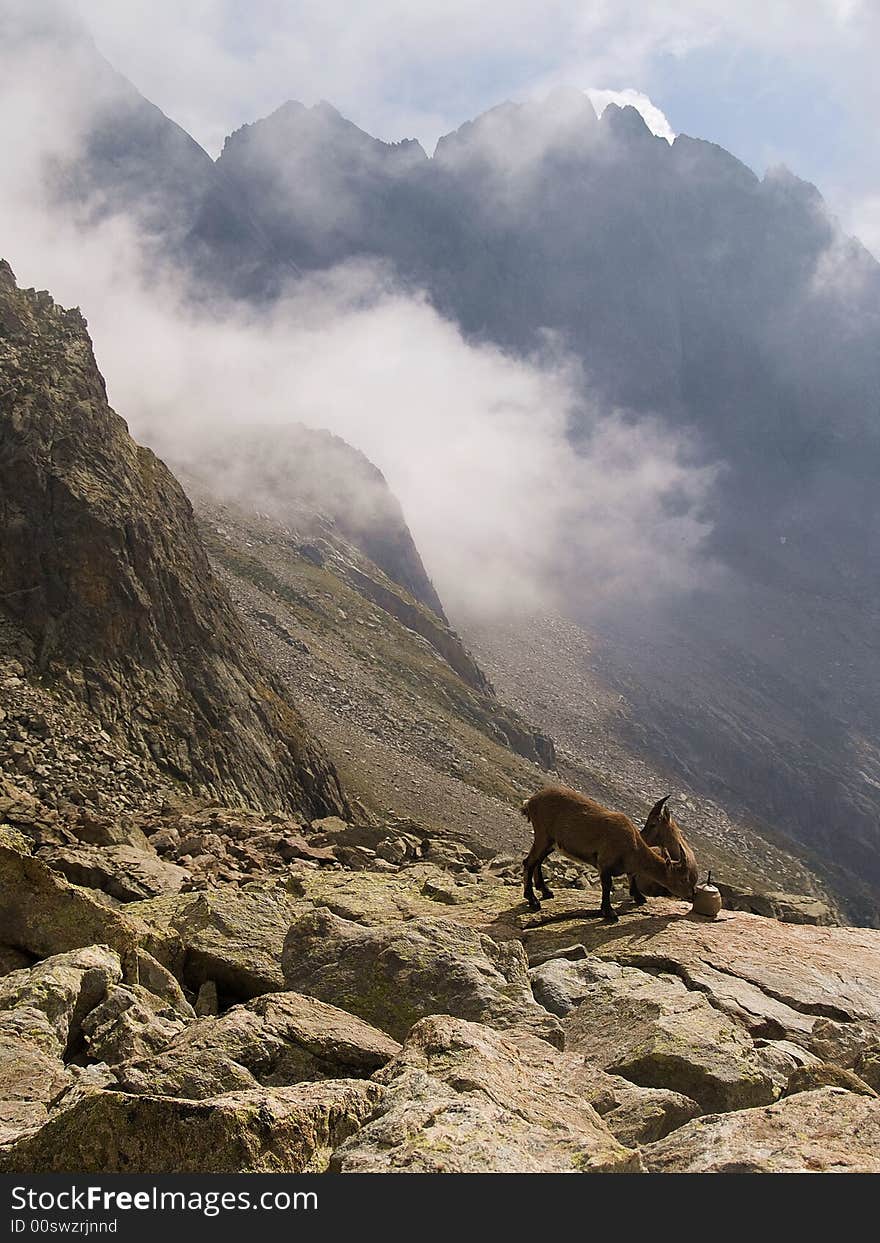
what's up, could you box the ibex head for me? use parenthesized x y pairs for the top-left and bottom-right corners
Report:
(658, 845), (697, 902)
(645, 794), (672, 834)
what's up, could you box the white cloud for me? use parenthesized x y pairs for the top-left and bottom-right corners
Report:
(845, 193), (880, 261)
(586, 88), (676, 141)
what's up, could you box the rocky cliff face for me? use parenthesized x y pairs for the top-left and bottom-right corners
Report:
(0, 261), (347, 818)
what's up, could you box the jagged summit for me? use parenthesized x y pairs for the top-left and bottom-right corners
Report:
(434, 88), (600, 167)
(599, 101), (655, 141)
(221, 98), (428, 169)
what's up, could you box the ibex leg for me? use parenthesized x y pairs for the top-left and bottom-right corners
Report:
(600, 868), (618, 923)
(534, 851), (554, 899)
(523, 841), (552, 911)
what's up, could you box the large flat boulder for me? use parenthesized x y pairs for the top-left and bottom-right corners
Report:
(332, 1016), (641, 1173)
(289, 862), (522, 934)
(282, 910), (562, 1046)
(115, 991), (400, 1098)
(563, 959), (774, 1112)
(0, 1081), (383, 1173)
(642, 1088), (880, 1172)
(40, 845), (190, 902)
(523, 901), (880, 1055)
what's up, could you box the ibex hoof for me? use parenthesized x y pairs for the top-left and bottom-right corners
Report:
(539, 887), (554, 900)
(527, 899), (542, 912)
(602, 912), (619, 924)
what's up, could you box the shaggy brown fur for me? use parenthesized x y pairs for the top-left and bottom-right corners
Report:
(521, 785), (695, 922)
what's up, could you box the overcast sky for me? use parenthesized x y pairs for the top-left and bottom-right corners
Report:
(65, 0), (880, 255)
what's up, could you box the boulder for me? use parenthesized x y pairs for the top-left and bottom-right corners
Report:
(0, 1043), (71, 1145)
(421, 840), (480, 872)
(0, 945), (122, 1058)
(530, 954), (610, 1017)
(115, 991), (400, 1099)
(806, 1017), (880, 1069)
(0, 945), (122, 1146)
(127, 885), (305, 1000)
(133, 949), (193, 1017)
(782, 1063), (877, 1098)
(575, 1069), (701, 1146)
(0, 829), (141, 977)
(524, 901), (880, 1057)
(752, 1038), (822, 1093)
(286, 861), (518, 932)
(0, 1080), (383, 1173)
(277, 834), (336, 864)
(194, 981), (219, 1017)
(40, 844), (191, 902)
(282, 910), (562, 1046)
(563, 960), (774, 1112)
(716, 883), (837, 925)
(68, 811), (152, 851)
(856, 1049), (880, 1092)
(332, 1016), (641, 1173)
(81, 984), (190, 1066)
(642, 1088), (880, 1172)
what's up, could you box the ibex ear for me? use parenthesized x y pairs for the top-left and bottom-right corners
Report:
(660, 797), (672, 822)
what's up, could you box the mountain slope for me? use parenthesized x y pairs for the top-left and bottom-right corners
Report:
(0, 260), (346, 818)
(186, 479), (558, 845)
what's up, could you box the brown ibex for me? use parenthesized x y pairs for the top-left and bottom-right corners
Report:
(629, 795), (698, 906)
(521, 785), (696, 922)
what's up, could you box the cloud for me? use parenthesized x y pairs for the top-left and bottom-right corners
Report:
(845, 193), (880, 261)
(586, 89), (676, 142)
(0, 25), (717, 623)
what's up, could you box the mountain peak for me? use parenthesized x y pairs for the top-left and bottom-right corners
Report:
(600, 101), (654, 141)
